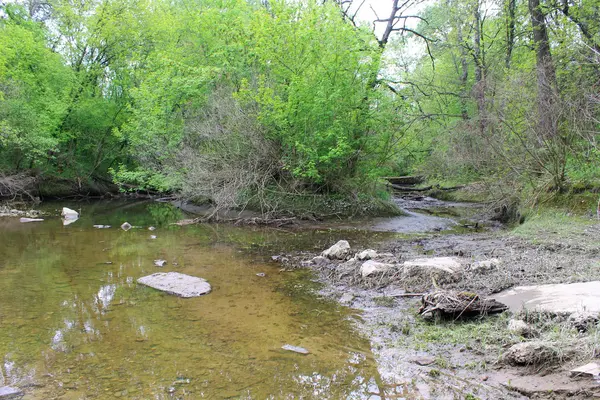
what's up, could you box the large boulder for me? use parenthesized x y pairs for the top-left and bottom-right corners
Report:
(403, 257), (463, 283)
(322, 240), (351, 260)
(137, 272), (211, 298)
(360, 260), (394, 278)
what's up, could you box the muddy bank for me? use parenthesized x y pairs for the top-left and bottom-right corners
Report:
(273, 200), (600, 399)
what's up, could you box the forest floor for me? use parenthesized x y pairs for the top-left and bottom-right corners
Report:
(278, 193), (600, 399)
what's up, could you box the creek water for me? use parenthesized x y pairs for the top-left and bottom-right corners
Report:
(0, 201), (396, 399)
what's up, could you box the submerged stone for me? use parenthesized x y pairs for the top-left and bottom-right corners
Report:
(153, 259), (166, 267)
(0, 386), (23, 399)
(137, 272), (211, 298)
(282, 344), (309, 354)
(490, 281), (600, 314)
(19, 218), (44, 223)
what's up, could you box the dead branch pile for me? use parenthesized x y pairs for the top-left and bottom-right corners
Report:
(418, 290), (508, 319)
(172, 216), (296, 228)
(0, 172), (37, 200)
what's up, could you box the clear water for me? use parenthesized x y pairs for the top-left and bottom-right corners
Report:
(0, 201), (387, 399)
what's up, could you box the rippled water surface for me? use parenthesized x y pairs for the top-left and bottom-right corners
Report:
(0, 201), (387, 399)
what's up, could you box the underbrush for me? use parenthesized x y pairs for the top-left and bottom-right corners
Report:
(243, 188), (402, 220)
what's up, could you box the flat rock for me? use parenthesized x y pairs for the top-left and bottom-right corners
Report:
(19, 218), (44, 223)
(360, 260), (394, 278)
(282, 344), (309, 354)
(93, 224), (111, 229)
(413, 356), (436, 366)
(490, 281), (600, 314)
(137, 272), (211, 298)
(570, 362), (600, 378)
(322, 240), (351, 260)
(154, 259), (166, 267)
(403, 257), (463, 282)
(0, 386), (23, 399)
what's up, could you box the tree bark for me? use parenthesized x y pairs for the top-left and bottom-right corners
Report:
(528, 0), (558, 138)
(505, 0), (516, 68)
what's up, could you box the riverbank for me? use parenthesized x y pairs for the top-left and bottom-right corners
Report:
(273, 205), (600, 399)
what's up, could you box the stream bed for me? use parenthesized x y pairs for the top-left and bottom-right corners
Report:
(0, 200), (402, 399)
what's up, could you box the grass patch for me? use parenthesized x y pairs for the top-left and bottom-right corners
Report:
(511, 209), (600, 248)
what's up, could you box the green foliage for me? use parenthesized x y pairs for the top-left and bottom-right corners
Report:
(0, 5), (72, 170)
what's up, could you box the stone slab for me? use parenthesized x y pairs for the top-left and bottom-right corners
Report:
(282, 344), (309, 354)
(570, 362), (600, 378)
(137, 272), (211, 298)
(490, 281), (600, 314)
(0, 386), (23, 399)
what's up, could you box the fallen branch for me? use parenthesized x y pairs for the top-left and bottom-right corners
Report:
(418, 290), (508, 319)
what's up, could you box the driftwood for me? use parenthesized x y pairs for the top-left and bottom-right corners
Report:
(387, 183), (466, 193)
(388, 183), (433, 192)
(383, 176), (425, 185)
(172, 216), (296, 228)
(418, 290), (508, 319)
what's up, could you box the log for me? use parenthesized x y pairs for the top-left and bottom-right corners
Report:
(388, 183), (433, 192)
(418, 290), (508, 319)
(383, 176), (425, 185)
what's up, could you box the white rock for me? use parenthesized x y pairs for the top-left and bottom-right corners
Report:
(310, 256), (330, 267)
(62, 217), (78, 226)
(403, 257), (463, 282)
(508, 319), (531, 337)
(361, 260), (394, 278)
(61, 207), (79, 219)
(137, 272), (211, 297)
(0, 386), (23, 399)
(93, 224), (111, 229)
(357, 249), (377, 261)
(339, 293), (354, 304)
(322, 240), (351, 260)
(19, 218), (44, 223)
(570, 362), (600, 378)
(120, 222), (132, 231)
(150, 235), (157, 239)
(148, 226), (156, 231)
(471, 258), (500, 273)
(282, 344), (309, 354)
(154, 259), (166, 267)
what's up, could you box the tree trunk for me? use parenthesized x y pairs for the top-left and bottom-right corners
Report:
(528, 0), (558, 139)
(473, 0), (486, 135)
(505, 0), (516, 69)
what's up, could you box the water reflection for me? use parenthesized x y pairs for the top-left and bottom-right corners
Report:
(0, 201), (385, 398)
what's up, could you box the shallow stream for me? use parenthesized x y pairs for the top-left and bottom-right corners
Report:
(0, 201), (396, 399)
